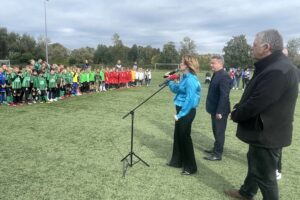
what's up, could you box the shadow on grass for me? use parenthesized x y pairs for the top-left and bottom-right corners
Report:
(135, 124), (234, 195)
(149, 119), (246, 166)
(192, 130), (247, 166)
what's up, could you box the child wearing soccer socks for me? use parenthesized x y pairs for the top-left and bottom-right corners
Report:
(80, 69), (87, 93)
(47, 69), (57, 102)
(11, 66), (23, 106)
(64, 68), (73, 97)
(0, 67), (6, 105)
(95, 68), (100, 92)
(5, 68), (13, 105)
(56, 67), (63, 100)
(31, 70), (39, 103)
(99, 67), (106, 92)
(22, 67), (32, 104)
(38, 71), (48, 103)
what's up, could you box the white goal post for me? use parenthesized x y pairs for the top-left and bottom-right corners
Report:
(154, 63), (179, 71)
(0, 60), (10, 67)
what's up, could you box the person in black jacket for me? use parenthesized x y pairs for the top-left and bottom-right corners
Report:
(225, 29), (299, 200)
(204, 55), (231, 161)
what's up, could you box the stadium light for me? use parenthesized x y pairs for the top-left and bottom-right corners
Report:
(44, 0), (49, 64)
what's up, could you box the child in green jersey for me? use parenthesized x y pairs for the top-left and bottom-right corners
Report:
(47, 69), (57, 102)
(80, 69), (88, 93)
(64, 67), (73, 97)
(22, 67), (32, 104)
(31, 70), (39, 103)
(38, 71), (48, 103)
(11, 66), (23, 106)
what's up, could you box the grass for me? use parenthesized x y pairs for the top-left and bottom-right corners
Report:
(0, 71), (299, 200)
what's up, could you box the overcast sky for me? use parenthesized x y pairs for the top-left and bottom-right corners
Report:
(1, 0), (300, 53)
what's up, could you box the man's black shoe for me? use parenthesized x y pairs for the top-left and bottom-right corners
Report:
(203, 154), (222, 161)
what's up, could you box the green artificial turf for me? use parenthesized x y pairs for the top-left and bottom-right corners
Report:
(0, 71), (299, 200)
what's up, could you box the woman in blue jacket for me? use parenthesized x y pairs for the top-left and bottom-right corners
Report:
(166, 55), (201, 175)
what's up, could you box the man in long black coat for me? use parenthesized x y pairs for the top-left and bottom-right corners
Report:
(225, 29), (299, 200)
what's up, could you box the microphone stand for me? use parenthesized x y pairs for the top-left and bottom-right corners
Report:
(121, 82), (169, 177)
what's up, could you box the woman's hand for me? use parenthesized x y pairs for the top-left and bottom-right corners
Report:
(174, 115), (179, 121)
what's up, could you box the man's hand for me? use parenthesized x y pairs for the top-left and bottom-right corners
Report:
(216, 114), (222, 120)
(174, 115), (179, 121)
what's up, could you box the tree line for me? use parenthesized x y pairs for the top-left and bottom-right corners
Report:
(1, 27), (299, 69)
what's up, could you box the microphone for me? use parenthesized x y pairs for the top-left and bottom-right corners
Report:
(159, 74), (180, 87)
(163, 69), (179, 78)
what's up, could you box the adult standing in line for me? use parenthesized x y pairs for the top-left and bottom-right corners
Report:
(226, 29), (299, 200)
(167, 55), (201, 175)
(204, 55), (231, 161)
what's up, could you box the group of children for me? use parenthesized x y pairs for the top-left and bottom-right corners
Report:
(0, 60), (152, 106)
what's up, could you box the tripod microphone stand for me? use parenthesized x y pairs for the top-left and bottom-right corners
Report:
(121, 83), (169, 177)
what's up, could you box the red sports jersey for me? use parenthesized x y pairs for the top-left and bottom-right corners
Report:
(105, 71), (110, 84)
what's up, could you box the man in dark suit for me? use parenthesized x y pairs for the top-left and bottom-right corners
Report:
(204, 55), (231, 161)
(225, 29), (299, 200)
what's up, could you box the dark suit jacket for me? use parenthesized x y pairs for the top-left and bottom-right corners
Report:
(231, 51), (299, 148)
(206, 69), (231, 115)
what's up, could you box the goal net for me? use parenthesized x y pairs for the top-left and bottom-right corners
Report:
(0, 60), (10, 67)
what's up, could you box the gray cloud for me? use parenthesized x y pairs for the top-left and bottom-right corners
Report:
(1, 0), (300, 53)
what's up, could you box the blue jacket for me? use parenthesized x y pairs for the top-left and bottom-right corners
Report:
(168, 72), (201, 119)
(0, 72), (6, 85)
(206, 69), (231, 115)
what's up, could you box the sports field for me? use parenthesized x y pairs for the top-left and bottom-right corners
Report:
(0, 71), (299, 200)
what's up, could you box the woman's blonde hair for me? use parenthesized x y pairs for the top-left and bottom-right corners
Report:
(182, 55), (199, 74)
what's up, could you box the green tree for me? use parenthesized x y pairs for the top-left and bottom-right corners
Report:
(198, 54), (211, 71)
(180, 36), (197, 57)
(112, 33), (123, 46)
(128, 44), (138, 62)
(160, 42), (179, 64)
(0, 27), (8, 59)
(69, 47), (95, 65)
(48, 43), (69, 64)
(223, 35), (253, 68)
(287, 38), (300, 68)
(93, 44), (113, 64)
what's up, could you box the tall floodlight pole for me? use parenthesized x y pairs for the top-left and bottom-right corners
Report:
(44, 0), (49, 64)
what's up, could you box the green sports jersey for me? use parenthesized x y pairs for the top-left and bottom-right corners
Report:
(48, 74), (57, 88)
(80, 72), (87, 83)
(100, 71), (105, 81)
(22, 72), (31, 88)
(11, 72), (22, 89)
(89, 71), (95, 82)
(38, 76), (47, 90)
(86, 72), (90, 82)
(64, 72), (73, 84)
(32, 76), (39, 88)
(5, 73), (12, 86)
(56, 73), (62, 84)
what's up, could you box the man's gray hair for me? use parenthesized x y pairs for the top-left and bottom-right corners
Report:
(256, 29), (284, 53)
(211, 54), (224, 64)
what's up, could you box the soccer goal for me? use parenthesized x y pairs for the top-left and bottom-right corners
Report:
(0, 60), (10, 67)
(154, 63), (179, 71)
